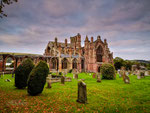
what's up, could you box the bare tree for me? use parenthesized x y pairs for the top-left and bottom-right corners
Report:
(0, 0), (18, 18)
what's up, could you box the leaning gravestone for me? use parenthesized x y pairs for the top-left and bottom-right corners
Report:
(77, 80), (87, 103)
(97, 73), (101, 82)
(61, 76), (65, 84)
(121, 67), (130, 84)
(92, 73), (96, 78)
(47, 81), (52, 88)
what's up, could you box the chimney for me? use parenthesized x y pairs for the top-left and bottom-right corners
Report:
(55, 37), (57, 46)
(97, 35), (101, 40)
(91, 37), (93, 43)
(65, 39), (67, 47)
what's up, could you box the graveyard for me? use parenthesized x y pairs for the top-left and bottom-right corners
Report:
(0, 73), (150, 112)
(1, 0), (150, 113)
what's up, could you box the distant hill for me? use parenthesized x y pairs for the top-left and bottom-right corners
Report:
(0, 52), (42, 56)
(130, 60), (150, 64)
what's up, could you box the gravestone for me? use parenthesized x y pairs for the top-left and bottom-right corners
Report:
(124, 76), (130, 84)
(47, 81), (52, 88)
(145, 71), (149, 76)
(121, 67), (130, 84)
(77, 80), (87, 104)
(73, 73), (75, 78)
(97, 73), (101, 82)
(140, 71), (145, 78)
(92, 73), (96, 78)
(75, 74), (78, 79)
(61, 76), (65, 84)
(137, 70), (141, 79)
(118, 69), (122, 78)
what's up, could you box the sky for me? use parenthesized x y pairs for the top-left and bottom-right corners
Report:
(0, 0), (150, 60)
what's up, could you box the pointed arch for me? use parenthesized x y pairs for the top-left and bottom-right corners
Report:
(72, 58), (77, 69)
(51, 58), (57, 69)
(81, 59), (84, 69)
(96, 45), (103, 62)
(62, 58), (68, 69)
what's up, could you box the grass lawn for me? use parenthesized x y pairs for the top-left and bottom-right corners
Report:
(0, 73), (150, 113)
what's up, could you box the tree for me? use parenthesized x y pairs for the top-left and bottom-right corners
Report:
(27, 61), (49, 96)
(101, 63), (116, 80)
(113, 57), (125, 70)
(0, 0), (18, 18)
(15, 58), (34, 89)
(124, 60), (133, 71)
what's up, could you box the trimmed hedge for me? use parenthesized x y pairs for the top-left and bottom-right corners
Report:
(15, 58), (34, 89)
(27, 61), (49, 96)
(101, 63), (116, 80)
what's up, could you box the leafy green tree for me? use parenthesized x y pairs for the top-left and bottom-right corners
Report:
(101, 63), (116, 80)
(124, 60), (133, 71)
(15, 58), (34, 89)
(27, 61), (49, 96)
(0, 0), (18, 18)
(113, 57), (125, 70)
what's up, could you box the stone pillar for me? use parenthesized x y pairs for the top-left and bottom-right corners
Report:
(77, 80), (87, 103)
(59, 58), (62, 72)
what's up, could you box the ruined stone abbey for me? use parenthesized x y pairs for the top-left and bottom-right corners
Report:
(44, 33), (113, 73)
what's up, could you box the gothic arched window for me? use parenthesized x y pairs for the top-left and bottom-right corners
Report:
(96, 46), (103, 62)
(81, 59), (84, 69)
(72, 59), (77, 69)
(62, 58), (68, 69)
(51, 58), (56, 69)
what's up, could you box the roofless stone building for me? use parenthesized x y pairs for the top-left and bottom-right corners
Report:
(0, 33), (113, 73)
(44, 33), (113, 73)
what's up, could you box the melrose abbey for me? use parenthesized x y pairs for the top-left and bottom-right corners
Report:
(44, 33), (113, 73)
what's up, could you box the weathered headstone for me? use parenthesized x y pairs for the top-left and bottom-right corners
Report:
(92, 73), (96, 78)
(124, 76), (130, 84)
(47, 81), (52, 88)
(140, 71), (145, 78)
(145, 71), (149, 76)
(137, 70), (141, 79)
(61, 76), (65, 84)
(97, 73), (101, 82)
(118, 69), (122, 78)
(121, 67), (130, 84)
(75, 74), (78, 79)
(77, 80), (87, 103)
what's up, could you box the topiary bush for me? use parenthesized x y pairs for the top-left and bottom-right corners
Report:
(27, 61), (49, 96)
(101, 63), (116, 80)
(15, 58), (34, 89)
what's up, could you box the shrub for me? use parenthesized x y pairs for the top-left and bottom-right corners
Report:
(101, 63), (116, 80)
(15, 58), (34, 89)
(27, 61), (49, 96)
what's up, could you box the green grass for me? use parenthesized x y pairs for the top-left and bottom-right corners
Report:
(0, 73), (150, 113)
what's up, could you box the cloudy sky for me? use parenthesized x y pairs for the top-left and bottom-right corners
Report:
(0, 0), (150, 60)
